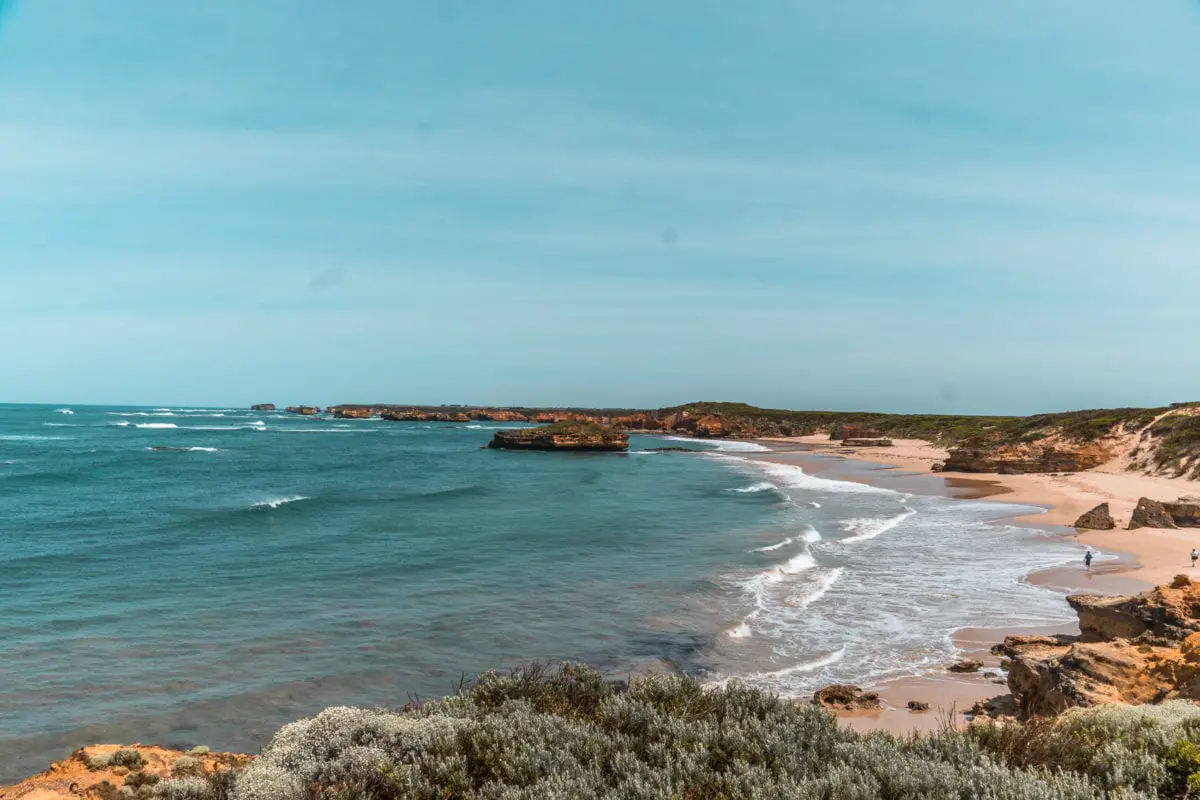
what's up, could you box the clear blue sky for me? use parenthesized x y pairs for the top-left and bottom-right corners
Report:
(1, 1), (1198, 413)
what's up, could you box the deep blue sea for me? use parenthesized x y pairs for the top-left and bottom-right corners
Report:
(0, 404), (1085, 779)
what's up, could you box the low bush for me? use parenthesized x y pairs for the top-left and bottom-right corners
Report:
(155, 665), (1200, 800)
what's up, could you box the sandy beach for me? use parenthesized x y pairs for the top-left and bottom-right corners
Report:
(754, 434), (1200, 734)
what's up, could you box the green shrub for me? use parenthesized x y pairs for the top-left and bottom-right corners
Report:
(162, 664), (1179, 800)
(110, 748), (148, 770)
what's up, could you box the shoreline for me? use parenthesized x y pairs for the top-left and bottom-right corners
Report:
(742, 435), (1198, 734)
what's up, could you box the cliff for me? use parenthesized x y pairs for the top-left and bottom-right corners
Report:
(996, 576), (1200, 718)
(488, 421), (628, 451)
(0, 744), (248, 800)
(284, 406), (320, 416)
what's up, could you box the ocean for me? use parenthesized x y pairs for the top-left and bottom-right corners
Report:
(0, 404), (1083, 779)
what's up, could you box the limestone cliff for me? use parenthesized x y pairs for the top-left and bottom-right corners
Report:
(997, 576), (1200, 718)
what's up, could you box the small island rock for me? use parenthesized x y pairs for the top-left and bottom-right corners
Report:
(488, 421), (628, 452)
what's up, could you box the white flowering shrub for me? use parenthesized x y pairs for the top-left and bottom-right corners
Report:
(157, 664), (1200, 800)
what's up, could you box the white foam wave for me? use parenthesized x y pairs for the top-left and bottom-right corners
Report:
(732, 481), (779, 494)
(787, 568), (844, 609)
(754, 537), (793, 553)
(145, 446), (223, 453)
(251, 495), (310, 509)
(136, 423), (178, 429)
(838, 506), (917, 543)
(752, 648), (846, 680)
(800, 525), (822, 543)
(807, 501), (822, 508)
(275, 428), (358, 433)
(44, 422), (78, 427)
(0, 434), (70, 441)
(109, 421), (132, 427)
(742, 460), (898, 496)
(665, 436), (771, 452)
(55, 408), (74, 415)
(726, 622), (753, 639)
(625, 451), (660, 456)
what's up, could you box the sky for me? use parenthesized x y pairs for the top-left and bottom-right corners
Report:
(1, 1), (1198, 413)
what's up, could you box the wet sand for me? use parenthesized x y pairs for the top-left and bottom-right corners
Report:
(746, 440), (1176, 734)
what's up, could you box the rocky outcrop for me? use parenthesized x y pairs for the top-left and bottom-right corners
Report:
(829, 425), (882, 441)
(942, 443), (1111, 475)
(811, 684), (881, 711)
(0, 744), (249, 800)
(1129, 498), (1178, 530)
(1164, 500), (1200, 527)
(285, 406), (321, 416)
(1073, 503), (1116, 530)
(250, 403), (276, 412)
(996, 577), (1200, 718)
(469, 409), (529, 422)
(947, 659), (983, 673)
(380, 410), (471, 423)
(842, 438), (893, 447)
(332, 407), (375, 419)
(488, 422), (628, 452)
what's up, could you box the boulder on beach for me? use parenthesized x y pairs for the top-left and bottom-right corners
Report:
(1074, 502), (1116, 530)
(488, 421), (629, 452)
(1165, 499), (1200, 527)
(811, 684), (881, 711)
(1128, 497), (1178, 530)
(947, 659), (983, 674)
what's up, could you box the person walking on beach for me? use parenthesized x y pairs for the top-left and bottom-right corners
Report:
(1084, 550), (1093, 570)
(1191, 549), (1198, 568)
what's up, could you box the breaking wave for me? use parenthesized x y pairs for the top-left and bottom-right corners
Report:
(251, 496), (311, 510)
(135, 423), (178, 429)
(838, 505), (917, 544)
(55, 408), (74, 415)
(786, 568), (844, 609)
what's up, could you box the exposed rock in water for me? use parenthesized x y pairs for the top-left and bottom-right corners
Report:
(1164, 500), (1200, 527)
(842, 438), (893, 447)
(1073, 502), (1116, 530)
(250, 403), (276, 411)
(1128, 497), (1178, 530)
(488, 421), (629, 452)
(947, 659), (983, 673)
(811, 684), (881, 711)
(996, 577), (1200, 718)
(285, 406), (321, 416)
(943, 443), (1111, 475)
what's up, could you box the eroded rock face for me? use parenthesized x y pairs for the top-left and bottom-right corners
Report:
(1129, 497), (1178, 530)
(943, 443), (1111, 474)
(1074, 503), (1116, 530)
(998, 577), (1200, 718)
(0, 744), (249, 800)
(250, 403), (276, 411)
(332, 407), (374, 419)
(1165, 501), (1200, 527)
(488, 422), (628, 452)
(285, 406), (321, 416)
(811, 684), (881, 711)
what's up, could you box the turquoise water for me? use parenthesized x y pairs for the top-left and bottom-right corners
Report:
(0, 404), (1083, 779)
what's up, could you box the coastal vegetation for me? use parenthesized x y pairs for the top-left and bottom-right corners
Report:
(137, 664), (1200, 799)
